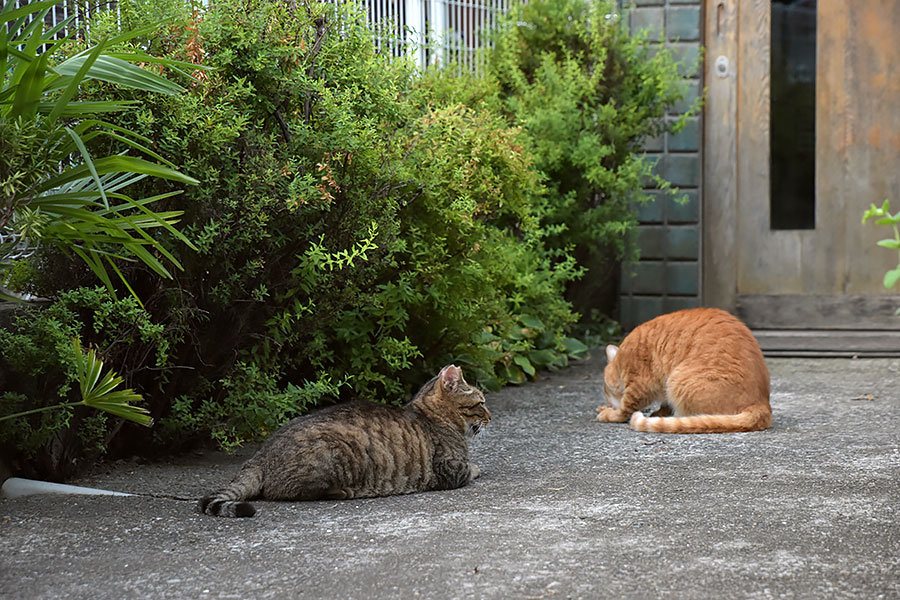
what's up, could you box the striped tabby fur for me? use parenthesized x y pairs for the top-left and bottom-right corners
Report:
(596, 308), (772, 434)
(199, 365), (489, 517)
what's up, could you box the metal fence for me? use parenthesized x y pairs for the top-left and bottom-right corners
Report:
(10, 0), (510, 73)
(8, 0), (120, 41)
(368, 0), (508, 73)
(335, 0), (510, 73)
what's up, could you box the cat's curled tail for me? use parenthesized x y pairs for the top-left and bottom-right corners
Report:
(198, 464), (263, 518)
(629, 405), (772, 434)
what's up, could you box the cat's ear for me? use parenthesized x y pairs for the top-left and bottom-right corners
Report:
(440, 365), (462, 392)
(605, 345), (619, 362)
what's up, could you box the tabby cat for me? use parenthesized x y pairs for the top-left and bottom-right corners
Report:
(596, 308), (771, 433)
(199, 365), (490, 517)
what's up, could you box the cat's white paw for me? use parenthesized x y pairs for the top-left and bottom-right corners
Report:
(596, 405), (627, 422)
(469, 464), (482, 480)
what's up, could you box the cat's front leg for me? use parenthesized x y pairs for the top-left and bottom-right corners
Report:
(596, 405), (630, 422)
(597, 387), (647, 423)
(433, 458), (479, 490)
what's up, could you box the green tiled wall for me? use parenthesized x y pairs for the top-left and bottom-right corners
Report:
(667, 6), (701, 41)
(620, 0), (702, 330)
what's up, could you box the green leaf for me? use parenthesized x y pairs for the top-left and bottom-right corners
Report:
(66, 127), (110, 209)
(72, 339), (152, 427)
(55, 54), (184, 95)
(71, 246), (117, 297)
(1, 0), (59, 25)
(480, 377), (503, 392)
(506, 328), (525, 341)
(47, 37), (108, 126)
(520, 315), (546, 330)
(862, 204), (884, 224)
(102, 51), (215, 74)
(884, 267), (900, 290)
(98, 132), (177, 168)
(513, 354), (536, 376)
(876, 239), (900, 249)
(8, 43), (49, 120)
(0, 289), (26, 302)
(561, 336), (589, 356)
(36, 155), (199, 193)
(875, 215), (900, 226)
(528, 348), (558, 367)
(500, 364), (527, 385)
(36, 100), (140, 114)
(471, 367), (504, 391)
(87, 401), (152, 427)
(106, 257), (144, 305)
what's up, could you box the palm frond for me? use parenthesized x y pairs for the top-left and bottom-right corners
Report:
(72, 339), (153, 426)
(55, 54), (185, 95)
(2, 0), (199, 303)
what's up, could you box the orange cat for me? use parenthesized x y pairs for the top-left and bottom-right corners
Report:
(596, 308), (771, 433)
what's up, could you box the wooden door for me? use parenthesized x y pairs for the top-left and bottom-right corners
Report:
(703, 0), (900, 354)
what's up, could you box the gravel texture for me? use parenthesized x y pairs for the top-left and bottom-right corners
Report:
(1, 355), (898, 599)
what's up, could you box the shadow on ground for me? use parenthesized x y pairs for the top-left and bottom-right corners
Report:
(1, 355), (898, 599)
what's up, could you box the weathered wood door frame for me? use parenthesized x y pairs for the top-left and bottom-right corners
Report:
(703, 0), (740, 312)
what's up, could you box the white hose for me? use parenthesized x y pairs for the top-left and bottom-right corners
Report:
(0, 477), (134, 499)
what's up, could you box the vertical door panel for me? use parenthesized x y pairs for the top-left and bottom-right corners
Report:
(702, 0), (739, 310)
(819, 0), (900, 293)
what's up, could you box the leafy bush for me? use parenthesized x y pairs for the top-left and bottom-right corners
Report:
(0, 0), (201, 300)
(38, 0), (582, 454)
(484, 0), (693, 318)
(159, 362), (347, 453)
(2, 0), (680, 475)
(0, 287), (170, 477)
(381, 102), (583, 389)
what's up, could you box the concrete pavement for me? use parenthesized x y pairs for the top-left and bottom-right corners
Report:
(1, 355), (898, 599)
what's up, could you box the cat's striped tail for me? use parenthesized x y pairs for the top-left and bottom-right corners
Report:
(198, 465), (263, 518)
(629, 405), (772, 434)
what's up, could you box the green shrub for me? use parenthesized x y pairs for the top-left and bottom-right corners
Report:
(45, 0), (582, 452)
(484, 0), (693, 318)
(159, 362), (347, 453)
(0, 287), (169, 477)
(3, 0), (678, 472)
(380, 102), (584, 390)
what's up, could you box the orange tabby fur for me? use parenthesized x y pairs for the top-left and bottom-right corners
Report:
(596, 308), (771, 434)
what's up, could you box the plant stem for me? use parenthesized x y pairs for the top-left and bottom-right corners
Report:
(894, 223), (899, 265)
(0, 401), (81, 422)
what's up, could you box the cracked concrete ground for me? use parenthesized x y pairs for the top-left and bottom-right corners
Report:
(1, 355), (898, 599)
